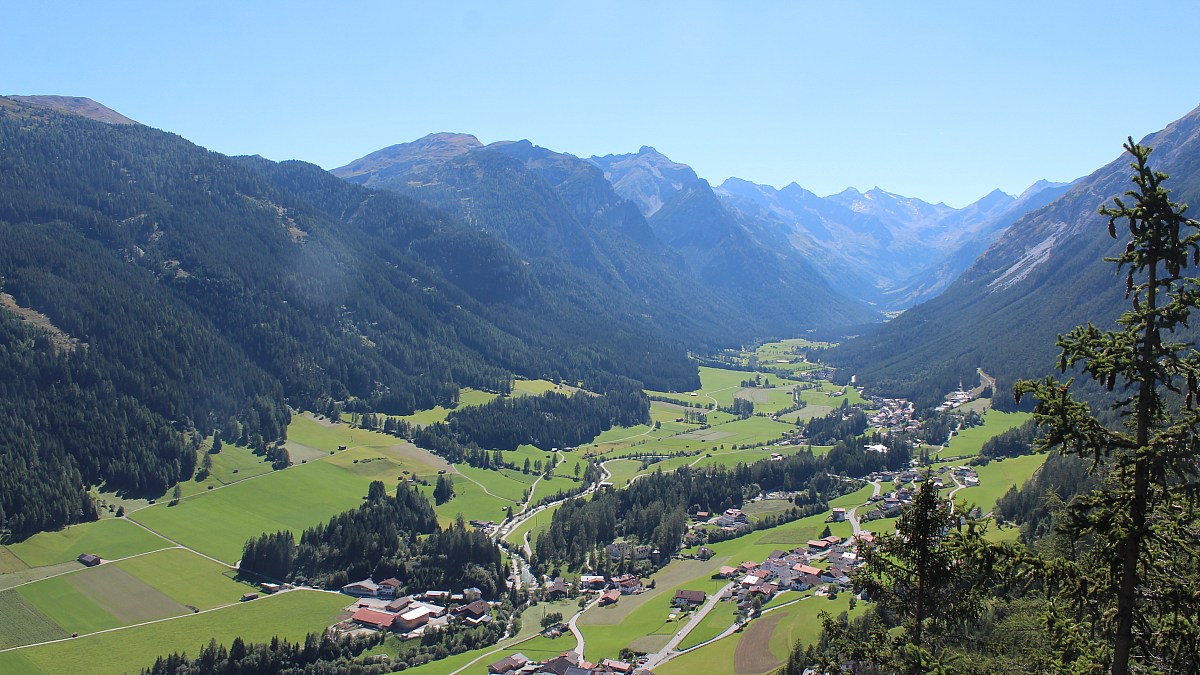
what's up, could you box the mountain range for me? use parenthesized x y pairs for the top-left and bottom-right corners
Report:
(828, 103), (1200, 408)
(6, 90), (1200, 539)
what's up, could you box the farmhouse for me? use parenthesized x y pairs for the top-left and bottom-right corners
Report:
(611, 574), (642, 594)
(452, 599), (492, 626)
(351, 607), (396, 631)
(545, 577), (571, 599)
(341, 579), (381, 597)
(599, 589), (621, 606)
(580, 574), (606, 590)
(673, 589), (706, 608)
(396, 605), (435, 631)
(488, 653), (529, 674)
(378, 577), (402, 598)
(830, 507), (847, 522)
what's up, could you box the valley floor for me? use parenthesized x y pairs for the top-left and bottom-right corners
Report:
(0, 357), (1040, 674)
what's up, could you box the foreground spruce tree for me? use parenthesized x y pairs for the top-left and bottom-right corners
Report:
(1016, 139), (1200, 673)
(804, 478), (990, 674)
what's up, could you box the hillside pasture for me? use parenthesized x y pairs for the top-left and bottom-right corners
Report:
(942, 410), (1032, 457)
(430, 477), (509, 526)
(454, 464), (530, 503)
(952, 452), (1049, 513)
(130, 458), (396, 564)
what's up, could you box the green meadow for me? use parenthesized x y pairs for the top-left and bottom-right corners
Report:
(0, 589), (347, 675)
(0, 590), (67, 649)
(131, 455), (397, 563)
(942, 410), (1032, 457)
(2, 518), (171, 570)
(16, 563), (188, 636)
(115, 548), (253, 610)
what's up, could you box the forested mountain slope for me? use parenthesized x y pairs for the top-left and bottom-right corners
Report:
(335, 136), (877, 337)
(828, 103), (1200, 408)
(0, 98), (697, 538)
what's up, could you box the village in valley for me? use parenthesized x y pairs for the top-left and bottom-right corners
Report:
(0, 341), (1026, 675)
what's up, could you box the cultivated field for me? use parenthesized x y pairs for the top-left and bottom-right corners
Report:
(0, 589), (347, 674)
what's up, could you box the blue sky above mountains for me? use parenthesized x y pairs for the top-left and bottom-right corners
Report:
(6, 0), (1199, 206)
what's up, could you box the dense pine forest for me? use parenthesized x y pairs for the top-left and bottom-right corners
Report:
(240, 480), (507, 597)
(0, 97), (708, 540)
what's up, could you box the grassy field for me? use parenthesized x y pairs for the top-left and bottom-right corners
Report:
(130, 456), (397, 563)
(512, 379), (563, 396)
(677, 600), (738, 650)
(0, 547), (26, 575)
(3, 518), (171, 570)
(504, 503), (562, 549)
(455, 464), (531, 503)
(188, 442), (276, 495)
(286, 416), (450, 474)
(115, 548), (252, 610)
(602, 459), (643, 487)
(0, 590), (67, 649)
(0, 589), (347, 674)
(16, 563), (189, 636)
(764, 594), (864, 662)
(529, 473), (579, 506)
(654, 624), (739, 675)
(431, 476), (510, 525)
(953, 452), (1049, 513)
(393, 388), (500, 427)
(942, 410), (1032, 457)
(656, 593), (861, 675)
(579, 559), (721, 660)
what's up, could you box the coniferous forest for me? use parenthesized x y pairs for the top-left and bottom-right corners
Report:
(0, 97), (703, 539)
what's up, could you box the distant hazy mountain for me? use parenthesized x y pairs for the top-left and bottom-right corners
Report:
(828, 103), (1200, 408)
(589, 145), (1064, 311)
(589, 146), (699, 217)
(334, 137), (877, 337)
(715, 177), (1071, 309)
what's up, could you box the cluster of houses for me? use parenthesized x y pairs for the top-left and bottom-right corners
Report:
(338, 578), (490, 638)
(538, 572), (653, 610)
(935, 387), (976, 412)
(487, 651), (654, 675)
(867, 396), (919, 435)
(712, 533), (874, 605)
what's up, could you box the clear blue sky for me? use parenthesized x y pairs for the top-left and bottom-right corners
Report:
(6, 1), (1199, 206)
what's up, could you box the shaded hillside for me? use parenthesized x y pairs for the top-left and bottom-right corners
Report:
(828, 103), (1200, 409)
(334, 136), (875, 337)
(0, 98), (697, 537)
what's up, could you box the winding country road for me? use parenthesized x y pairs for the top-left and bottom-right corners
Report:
(846, 479), (882, 536)
(642, 581), (735, 669)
